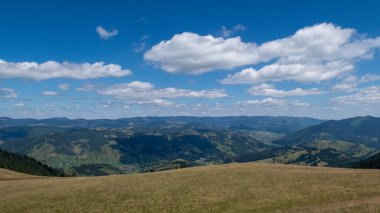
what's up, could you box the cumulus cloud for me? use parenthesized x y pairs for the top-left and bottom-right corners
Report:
(334, 85), (380, 105)
(96, 26), (118, 40)
(146, 23), (380, 84)
(221, 61), (354, 84)
(241, 98), (310, 107)
(0, 88), (17, 99)
(0, 59), (131, 80)
(125, 81), (154, 89)
(98, 81), (227, 101)
(248, 83), (322, 97)
(42, 91), (59, 96)
(333, 73), (380, 91)
(144, 32), (259, 74)
(243, 98), (287, 106)
(58, 83), (70, 90)
(333, 83), (357, 91)
(220, 24), (247, 37)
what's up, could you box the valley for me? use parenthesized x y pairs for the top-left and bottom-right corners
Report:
(0, 116), (379, 176)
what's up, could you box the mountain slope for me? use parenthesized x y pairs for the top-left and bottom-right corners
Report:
(0, 126), (67, 142)
(274, 116), (380, 148)
(351, 152), (380, 169)
(0, 149), (63, 176)
(0, 128), (275, 175)
(1, 163), (380, 212)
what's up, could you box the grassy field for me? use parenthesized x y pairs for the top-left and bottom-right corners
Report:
(1, 163), (380, 212)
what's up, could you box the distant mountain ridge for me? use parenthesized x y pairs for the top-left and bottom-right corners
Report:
(0, 116), (324, 134)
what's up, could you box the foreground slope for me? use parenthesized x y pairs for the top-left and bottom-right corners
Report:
(1, 163), (380, 212)
(0, 168), (37, 180)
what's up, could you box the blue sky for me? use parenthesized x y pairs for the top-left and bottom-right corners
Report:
(1, 0), (380, 119)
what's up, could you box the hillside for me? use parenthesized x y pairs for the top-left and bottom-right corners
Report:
(258, 116), (380, 167)
(1, 163), (380, 212)
(274, 116), (380, 148)
(0, 128), (273, 175)
(351, 152), (380, 169)
(0, 149), (63, 176)
(0, 168), (36, 180)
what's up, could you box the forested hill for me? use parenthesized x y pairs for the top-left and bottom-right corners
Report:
(0, 149), (63, 176)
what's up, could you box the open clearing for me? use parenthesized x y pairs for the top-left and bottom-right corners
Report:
(1, 163), (380, 212)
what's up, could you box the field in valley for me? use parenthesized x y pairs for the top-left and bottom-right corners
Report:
(1, 163), (380, 212)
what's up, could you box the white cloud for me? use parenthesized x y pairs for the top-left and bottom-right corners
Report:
(137, 99), (174, 106)
(243, 98), (287, 106)
(42, 91), (59, 96)
(333, 73), (380, 91)
(242, 98), (310, 107)
(13, 103), (25, 107)
(0, 59), (131, 80)
(133, 35), (149, 52)
(0, 88), (17, 99)
(334, 85), (380, 105)
(248, 83), (322, 97)
(333, 83), (357, 91)
(146, 23), (380, 84)
(221, 61), (354, 84)
(97, 81), (227, 101)
(58, 83), (70, 90)
(76, 84), (97, 92)
(291, 100), (310, 107)
(125, 81), (154, 89)
(96, 26), (118, 40)
(220, 24), (247, 37)
(144, 32), (259, 74)
(359, 73), (380, 83)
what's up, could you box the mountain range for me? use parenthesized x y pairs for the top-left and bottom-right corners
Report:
(0, 116), (379, 175)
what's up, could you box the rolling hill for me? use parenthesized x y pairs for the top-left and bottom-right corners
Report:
(351, 152), (380, 169)
(1, 163), (380, 212)
(0, 149), (63, 176)
(274, 116), (380, 148)
(0, 128), (274, 175)
(257, 116), (380, 167)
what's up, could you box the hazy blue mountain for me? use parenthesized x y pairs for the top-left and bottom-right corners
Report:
(0, 116), (323, 134)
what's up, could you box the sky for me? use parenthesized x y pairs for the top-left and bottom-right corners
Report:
(0, 0), (380, 119)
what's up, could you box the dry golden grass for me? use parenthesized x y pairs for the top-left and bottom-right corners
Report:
(0, 168), (38, 181)
(1, 163), (380, 212)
